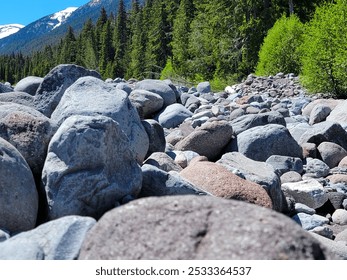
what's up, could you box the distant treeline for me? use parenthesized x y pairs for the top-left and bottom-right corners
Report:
(0, 0), (325, 87)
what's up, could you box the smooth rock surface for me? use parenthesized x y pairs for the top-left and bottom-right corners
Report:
(332, 209), (347, 225)
(180, 160), (273, 208)
(317, 142), (347, 168)
(0, 91), (34, 107)
(175, 120), (233, 161)
(14, 76), (43, 96)
(156, 103), (193, 129)
(293, 213), (330, 230)
(79, 196), (331, 260)
(129, 89), (164, 118)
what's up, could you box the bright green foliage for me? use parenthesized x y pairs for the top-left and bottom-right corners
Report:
(300, 0), (347, 96)
(256, 15), (304, 76)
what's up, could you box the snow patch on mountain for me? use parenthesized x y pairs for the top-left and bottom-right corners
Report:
(0, 24), (24, 39)
(50, 7), (78, 30)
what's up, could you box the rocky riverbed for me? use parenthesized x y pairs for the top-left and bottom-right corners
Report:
(0, 65), (347, 260)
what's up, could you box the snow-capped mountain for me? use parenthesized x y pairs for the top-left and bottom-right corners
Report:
(0, 24), (24, 39)
(49, 7), (78, 30)
(0, 0), (136, 55)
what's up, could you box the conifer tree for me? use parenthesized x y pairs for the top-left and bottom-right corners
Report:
(99, 19), (115, 77)
(113, 0), (128, 77)
(59, 26), (77, 64)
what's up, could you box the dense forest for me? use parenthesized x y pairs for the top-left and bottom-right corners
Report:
(0, 0), (337, 92)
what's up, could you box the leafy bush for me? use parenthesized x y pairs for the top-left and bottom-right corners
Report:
(256, 15), (304, 76)
(300, 0), (347, 96)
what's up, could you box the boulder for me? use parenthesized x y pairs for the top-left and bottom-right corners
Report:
(328, 192), (346, 209)
(14, 76), (43, 96)
(34, 64), (101, 117)
(134, 79), (177, 107)
(293, 213), (330, 230)
(266, 155), (303, 175)
(50, 76), (149, 163)
(175, 120), (233, 161)
(309, 105), (332, 125)
(305, 158), (330, 179)
(280, 171), (302, 184)
(197, 81), (211, 94)
(0, 82), (13, 93)
(139, 164), (206, 198)
(295, 203), (316, 215)
(332, 209), (347, 225)
(302, 99), (339, 117)
(317, 142), (347, 168)
(217, 152), (284, 212)
(310, 233), (347, 259)
(327, 100), (347, 125)
(299, 122), (347, 151)
(335, 229), (347, 242)
(230, 111), (286, 135)
(143, 152), (183, 172)
(156, 103), (193, 129)
(42, 115), (142, 220)
(79, 195), (331, 260)
(0, 230), (10, 242)
(309, 226), (334, 239)
(230, 124), (303, 161)
(0, 138), (38, 234)
(0, 91), (34, 107)
(129, 89), (164, 118)
(0, 216), (95, 260)
(115, 82), (132, 95)
(327, 174), (347, 185)
(142, 119), (166, 158)
(0, 105), (56, 175)
(338, 156), (347, 168)
(282, 179), (329, 209)
(180, 160), (273, 209)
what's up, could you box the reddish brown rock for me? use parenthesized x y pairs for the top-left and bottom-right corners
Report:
(180, 161), (273, 209)
(327, 174), (347, 185)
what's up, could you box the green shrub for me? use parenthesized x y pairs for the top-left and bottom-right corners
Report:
(300, 0), (347, 96)
(256, 15), (304, 76)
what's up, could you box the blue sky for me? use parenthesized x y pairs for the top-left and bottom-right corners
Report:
(0, 0), (90, 25)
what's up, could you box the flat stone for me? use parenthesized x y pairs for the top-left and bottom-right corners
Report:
(295, 203), (316, 215)
(280, 171), (302, 184)
(266, 155), (303, 175)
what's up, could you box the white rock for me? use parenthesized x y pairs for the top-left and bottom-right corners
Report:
(332, 209), (347, 225)
(282, 179), (329, 209)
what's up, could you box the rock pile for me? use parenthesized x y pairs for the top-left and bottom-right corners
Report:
(0, 66), (347, 259)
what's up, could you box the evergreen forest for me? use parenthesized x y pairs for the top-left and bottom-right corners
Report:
(1, 0), (345, 95)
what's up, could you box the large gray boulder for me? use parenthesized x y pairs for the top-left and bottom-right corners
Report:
(42, 115), (142, 221)
(139, 164), (207, 197)
(34, 64), (101, 117)
(0, 138), (38, 234)
(0, 103), (56, 175)
(14, 76), (44, 96)
(230, 111), (286, 135)
(0, 91), (34, 107)
(51, 76), (149, 163)
(134, 79), (177, 107)
(129, 89), (164, 118)
(230, 124), (303, 161)
(79, 196), (332, 260)
(156, 103), (193, 129)
(217, 152), (285, 212)
(175, 120), (233, 161)
(299, 122), (347, 151)
(0, 216), (96, 260)
(317, 142), (347, 168)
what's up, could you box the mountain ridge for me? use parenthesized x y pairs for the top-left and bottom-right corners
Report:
(0, 24), (24, 40)
(0, 0), (133, 55)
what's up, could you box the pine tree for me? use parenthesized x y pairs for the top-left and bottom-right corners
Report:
(144, 0), (169, 78)
(79, 18), (98, 69)
(127, 4), (145, 79)
(171, 0), (195, 78)
(99, 19), (115, 77)
(59, 26), (77, 64)
(113, 0), (128, 77)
